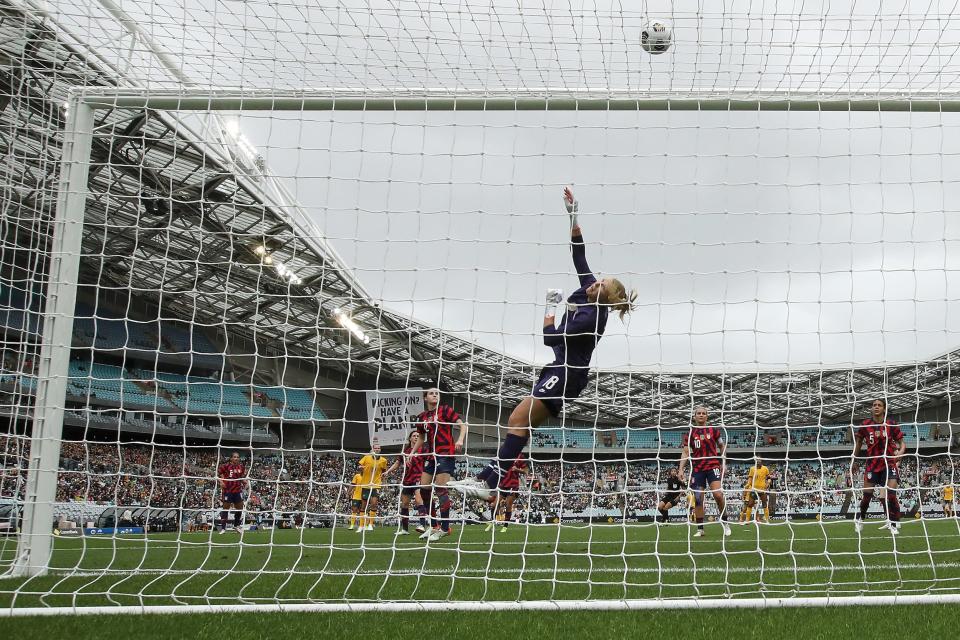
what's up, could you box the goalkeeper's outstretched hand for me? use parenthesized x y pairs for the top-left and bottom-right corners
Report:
(545, 288), (564, 305)
(563, 186), (580, 234)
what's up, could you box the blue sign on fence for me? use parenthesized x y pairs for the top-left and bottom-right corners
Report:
(83, 527), (145, 535)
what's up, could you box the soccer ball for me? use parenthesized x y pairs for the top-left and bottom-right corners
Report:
(641, 20), (672, 55)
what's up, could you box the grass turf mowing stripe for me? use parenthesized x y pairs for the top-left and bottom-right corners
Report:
(4, 605), (959, 639)
(0, 519), (955, 609)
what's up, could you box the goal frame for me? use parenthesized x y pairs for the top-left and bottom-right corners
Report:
(10, 87), (960, 612)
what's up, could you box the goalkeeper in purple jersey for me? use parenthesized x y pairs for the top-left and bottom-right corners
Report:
(451, 187), (636, 499)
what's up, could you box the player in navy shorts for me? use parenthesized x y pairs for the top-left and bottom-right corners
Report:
(852, 398), (906, 534)
(387, 430), (429, 535)
(450, 186), (636, 499)
(679, 406), (731, 537)
(217, 451), (247, 534)
(415, 388), (467, 541)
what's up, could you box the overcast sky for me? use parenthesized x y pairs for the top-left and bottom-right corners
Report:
(56, 0), (960, 371)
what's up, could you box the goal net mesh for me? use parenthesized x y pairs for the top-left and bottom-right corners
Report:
(0, 0), (959, 612)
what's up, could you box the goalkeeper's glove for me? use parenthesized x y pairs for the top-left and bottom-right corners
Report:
(545, 289), (564, 315)
(563, 187), (579, 229)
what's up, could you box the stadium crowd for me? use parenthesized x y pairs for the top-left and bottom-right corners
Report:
(0, 434), (956, 524)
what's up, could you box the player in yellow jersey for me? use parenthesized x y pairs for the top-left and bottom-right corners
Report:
(356, 441), (391, 533)
(347, 468), (364, 529)
(740, 458), (771, 524)
(944, 484), (955, 518)
(739, 466), (754, 523)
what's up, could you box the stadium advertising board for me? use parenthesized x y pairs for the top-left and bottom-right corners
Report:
(83, 527), (146, 536)
(366, 388), (424, 447)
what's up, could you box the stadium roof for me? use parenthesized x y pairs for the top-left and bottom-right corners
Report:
(1, 0), (957, 430)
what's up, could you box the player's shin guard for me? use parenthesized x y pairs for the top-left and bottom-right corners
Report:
(745, 507), (753, 522)
(233, 510), (242, 529)
(437, 488), (451, 532)
(477, 433), (529, 489)
(368, 511), (377, 528)
(859, 495), (871, 520)
(504, 510), (512, 528)
(219, 510), (228, 531)
(658, 508), (668, 523)
(400, 506), (410, 530)
(887, 492), (901, 522)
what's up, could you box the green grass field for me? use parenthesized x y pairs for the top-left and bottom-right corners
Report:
(1, 518), (959, 636)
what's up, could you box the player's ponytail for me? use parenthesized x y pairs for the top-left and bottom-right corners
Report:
(606, 278), (637, 321)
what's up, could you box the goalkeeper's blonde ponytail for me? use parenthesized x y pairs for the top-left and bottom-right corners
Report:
(606, 278), (637, 321)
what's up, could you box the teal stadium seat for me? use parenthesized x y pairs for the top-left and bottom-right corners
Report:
(68, 361), (175, 410)
(151, 372), (272, 417)
(255, 386), (328, 421)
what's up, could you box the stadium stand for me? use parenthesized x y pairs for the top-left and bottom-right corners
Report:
(0, 436), (953, 524)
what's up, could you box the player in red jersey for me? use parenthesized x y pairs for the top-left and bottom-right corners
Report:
(485, 454), (528, 533)
(217, 451), (247, 534)
(852, 398), (905, 535)
(415, 387), (467, 542)
(678, 406), (731, 538)
(389, 430), (429, 536)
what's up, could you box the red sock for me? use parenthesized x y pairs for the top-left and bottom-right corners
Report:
(420, 487), (434, 527)
(887, 493), (900, 522)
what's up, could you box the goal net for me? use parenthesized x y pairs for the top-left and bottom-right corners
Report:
(1, 0), (960, 615)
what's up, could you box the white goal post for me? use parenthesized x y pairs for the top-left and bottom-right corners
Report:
(7, 86), (960, 613)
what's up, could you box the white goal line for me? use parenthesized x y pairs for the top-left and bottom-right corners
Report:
(19, 530), (959, 553)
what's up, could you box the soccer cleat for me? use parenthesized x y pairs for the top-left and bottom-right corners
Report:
(365, 525), (374, 532)
(448, 478), (493, 500)
(484, 522), (494, 532)
(721, 522), (732, 537)
(890, 524), (900, 536)
(878, 522), (891, 531)
(854, 519), (864, 533)
(415, 524), (427, 534)
(499, 526), (509, 533)
(427, 528), (450, 542)
(395, 529), (410, 536)
(693, 530), (705, 538)
(355, 526), (364, 533)
(217, 529), (225, 535)
(347, 524), (355, 530)
(419, 528), (435, 540)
